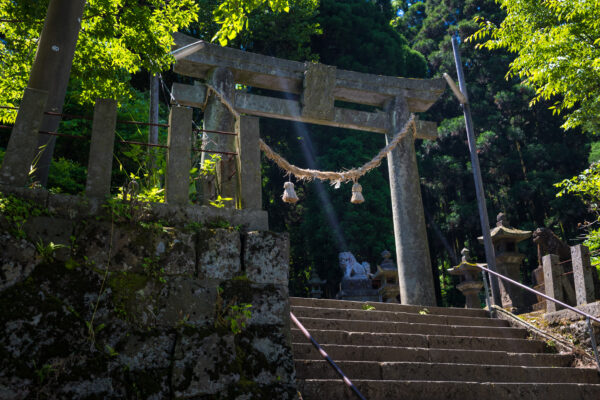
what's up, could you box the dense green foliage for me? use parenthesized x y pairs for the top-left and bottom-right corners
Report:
(0, 0), (199, 121)
(0, 0), (293, 123)
(472, 0), (600, 133)
(391, 0), (592, 304)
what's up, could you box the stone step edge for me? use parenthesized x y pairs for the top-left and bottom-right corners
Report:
(294, 316), (526, 332)
(297, 380), (600, 400)
(291, 343), (570, 358)
(293, 359), (596, 372)
(291, 306), (498, 324)
(290, 297), (488, 316)
(298, 379), (600, 387)
(291, 328), (541, 343)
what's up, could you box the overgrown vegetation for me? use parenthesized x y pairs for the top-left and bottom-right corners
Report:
(0, 192), (49, 238)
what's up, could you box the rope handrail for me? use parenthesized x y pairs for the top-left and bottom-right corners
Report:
(474, 263), (600, 371)
(290, 312), (366, 400)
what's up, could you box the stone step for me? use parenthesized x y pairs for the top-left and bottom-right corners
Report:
(291, 329), (546, 353)
(295, 360), (600, 384)
(290, 297), (488, 318)
(295, 317), (527, 339)
(297, 380), (600, 400)
(292, 343), (574, 367)
(291, 306), (509, 327)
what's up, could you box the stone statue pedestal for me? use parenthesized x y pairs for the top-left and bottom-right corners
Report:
(337, 252), (379, 301)
(479, 214), (531, 312)
(338, 278), (380, 302)
(449, 249), (484, 309)
(372, 250), (400, 303)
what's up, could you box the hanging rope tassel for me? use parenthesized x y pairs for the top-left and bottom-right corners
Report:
(351, 182), (364, 204)
(282, 181), (299, 203)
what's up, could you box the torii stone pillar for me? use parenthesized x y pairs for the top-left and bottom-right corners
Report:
(201, 67), (237, 206)
(386, 95), (436, 306)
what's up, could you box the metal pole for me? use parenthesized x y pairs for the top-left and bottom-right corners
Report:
(290, 312), (366, 400)
(587, 317), (600, 372)
(450, 34), (502, 306)
(481, 270), (493, 316)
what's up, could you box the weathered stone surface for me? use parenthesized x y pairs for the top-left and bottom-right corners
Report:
(157, 230), (196, 275)
(118, 332), (175, 370)
(545, 301), (600, 324)
(244, 231), (289, 285)
(46, 193), (97, 217)
(172, 32), (446, 111)
(0, 88), (48, 187)
(172, 332), (238, 397)
(543, 254), (563, 313)
(155, 277), (218, 327)
(236, 115), (262, 210)
(385, 95), (435, 306)
(239, 329), (297, 397)
(202, 67), (237, 205)
(0, 193), (295, 398)
(73, 221), (151, 272)
(301, 62), (336, 120)
(0, 233), (39, 291)
(166, 106), (193, 205)
(150, 202), (269, 231)
(198, 228), (241, 279)
(571, 244), (596, 305)
(86, 99), (118, 199)
(74, 220), (196, 275)
(249, 284), (289, 326)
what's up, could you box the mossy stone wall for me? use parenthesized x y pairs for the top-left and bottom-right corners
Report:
(0, 190), (296, 399)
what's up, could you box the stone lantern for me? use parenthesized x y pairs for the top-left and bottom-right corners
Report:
(308, 272), (326, 299)
(448, 249), (485, 309)
(372, 250), (400, 303)
(478, 213), (531, 312)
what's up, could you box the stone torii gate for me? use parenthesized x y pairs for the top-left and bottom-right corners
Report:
(171, 33), (446, 306)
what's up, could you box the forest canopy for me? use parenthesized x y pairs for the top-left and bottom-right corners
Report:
(472, 0), (600, 133)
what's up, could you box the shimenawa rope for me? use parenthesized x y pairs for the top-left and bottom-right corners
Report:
(258, 114), (416, 184)
(204, 83), (417, 203)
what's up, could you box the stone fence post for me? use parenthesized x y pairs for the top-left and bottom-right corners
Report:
(0, 88), (48, 186)
(235, 115), (261, 210)
(166, 106), (192, 205)
(86, 99), (118, 199)
(571, 244), (596, 306)
(543, 254), (563, 313)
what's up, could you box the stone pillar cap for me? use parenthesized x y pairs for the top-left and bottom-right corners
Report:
(448, 249), (486, 275)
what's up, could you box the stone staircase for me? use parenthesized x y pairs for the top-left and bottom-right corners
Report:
(290, 297), (600, 400)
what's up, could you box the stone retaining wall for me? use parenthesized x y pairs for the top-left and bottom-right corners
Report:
(0, 190), (296, 399)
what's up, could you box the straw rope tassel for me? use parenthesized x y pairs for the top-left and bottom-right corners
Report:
(350, 181), (364, 204)
(282, 181), (299, 203)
